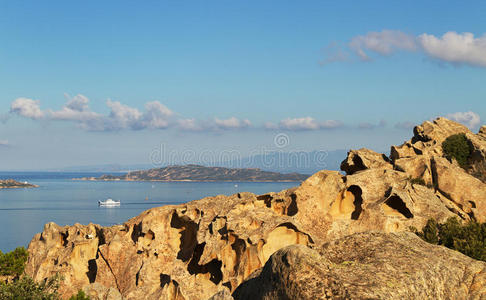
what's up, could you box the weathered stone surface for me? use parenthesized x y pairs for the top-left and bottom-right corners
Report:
(233, 232), (486, 300)
(26, 193), (313, 299)
(25, 117), (486, 299)
(340, 148), (392, 175)
(432, 157), (486, 222)
(83, 283), (123, 300)
(208, 289), (234, 300)
(479, 126), (486, 139)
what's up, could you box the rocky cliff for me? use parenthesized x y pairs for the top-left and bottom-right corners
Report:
(25, 118), (486, 299)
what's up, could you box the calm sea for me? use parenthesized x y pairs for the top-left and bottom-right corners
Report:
(0, 172), (299, 252)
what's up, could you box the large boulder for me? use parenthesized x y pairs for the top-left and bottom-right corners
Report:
(232, 232), (486, 299)
(340, 148), (392, 175)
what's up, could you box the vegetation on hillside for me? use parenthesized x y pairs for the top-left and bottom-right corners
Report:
(0, 248), (89, 299)
(97, 164), (310, 182)
(0, 247), (28, 277)
(442, 133), (473, 169)
(0, 275), (60, 300)
(413, 217), (486, 262)
(68, 290), (90, 300)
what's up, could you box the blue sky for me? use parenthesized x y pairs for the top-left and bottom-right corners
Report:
(0, 1), (485, 170)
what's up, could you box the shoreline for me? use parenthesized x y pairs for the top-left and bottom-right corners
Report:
(72, 178), (304, 183)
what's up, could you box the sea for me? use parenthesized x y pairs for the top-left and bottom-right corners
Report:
(0, 172), (299, 252)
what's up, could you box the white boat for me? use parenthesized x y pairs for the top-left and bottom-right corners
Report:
(98, 198), (121, 207)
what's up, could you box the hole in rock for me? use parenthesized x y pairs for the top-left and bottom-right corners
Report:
(469, 201), (477, 208)
(348, 185), (363, 220)
(95, 228), (106, 245)
(160, 274), (171, 289)
(131, 222), (143, 244)
(146, 229), (155, 240)
(348, 155), (366, 174)
(61, 232), (69, 247)
(385, 196), (413, 219)
(170, 211), (199, 262)
(257, 194), (273, 208)
(223, 281), (232, 290)
(86, 259), (97, 283)
(287, 194), (298, 216)
(231, 237), (246, 273)
(187, 242), (223, 284)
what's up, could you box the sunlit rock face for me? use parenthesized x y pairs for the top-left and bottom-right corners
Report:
(232, 232), (486, 300)
(25, 117), (486, 299)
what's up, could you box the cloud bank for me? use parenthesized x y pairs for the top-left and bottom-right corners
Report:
(325, 30), (486, 68)
(446, 111), (481, 129)
(394, 111), (482, 131)
(9, 94), (253, 132)
(9, 95), (480, 133)
(264, 117), (343, 131)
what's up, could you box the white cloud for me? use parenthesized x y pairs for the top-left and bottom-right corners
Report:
(49, 94), (101, 121)
(177, 118), (204, 131)
(214, 117), (251, 130)
(320, 119), (343, 129)
(280, 117), (320, 130)
(349, 30), (417, 61)
(139, 101), (174, 129)
(446, 111), (481, 129)
(10, 98), (45, 120)
(326, 30), (486, 68)
(9, 94), (257, 132)
(418, 32), (486, 67)
(272, 117), (343, 131)
(106, 99), (143, 130)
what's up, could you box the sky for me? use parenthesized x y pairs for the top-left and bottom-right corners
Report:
(0, 1), (485, 170)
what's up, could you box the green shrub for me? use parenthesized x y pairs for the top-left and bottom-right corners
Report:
(409, 177), (426, 186)
(0, 275), (60, 300)
(0, 247), (29, 277)
(442, 133), (473, 168)
(415, 217), (486, 262)
(69, 290), (90, 300)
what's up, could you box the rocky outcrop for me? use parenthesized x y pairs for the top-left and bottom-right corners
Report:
(25, 117), (486, 299)
(389, 117), (486, 221)
(340, 148), (392, 175)
(0, 179), (38, 189)
(232, 232), (486, 299)
(25, 192), (313, 299)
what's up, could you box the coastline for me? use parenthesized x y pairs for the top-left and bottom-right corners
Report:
(72, 177), (304, 183)
(0, 179), (38, 189)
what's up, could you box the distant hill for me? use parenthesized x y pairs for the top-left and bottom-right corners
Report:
(216, 150), (348, 174)
(63, 149), (348, 174)
(80, 165), (309, 182)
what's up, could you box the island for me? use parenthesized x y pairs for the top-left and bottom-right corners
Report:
(75, 164), (309, 182)
(0, 179), (38, 189)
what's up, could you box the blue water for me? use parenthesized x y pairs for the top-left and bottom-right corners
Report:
(0, 172), (299, 252)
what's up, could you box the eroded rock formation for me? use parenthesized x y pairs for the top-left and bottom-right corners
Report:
(232, 232), (486, 299)
(25, 117), (486, 299)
